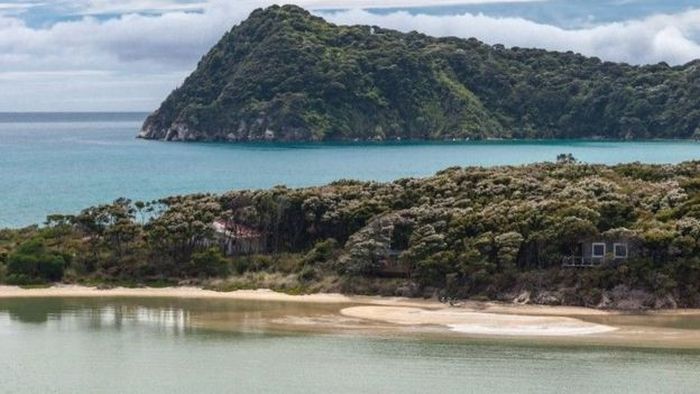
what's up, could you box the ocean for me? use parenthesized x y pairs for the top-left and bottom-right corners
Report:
(1, 112), (699, 228)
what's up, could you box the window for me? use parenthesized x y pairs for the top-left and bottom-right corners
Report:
(592, 243), (606, 258)
(614, 243), (628, 259)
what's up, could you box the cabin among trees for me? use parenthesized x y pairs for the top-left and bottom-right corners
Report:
(6, 162), (700, 307)
(562, 232), (640, 267)
(212, 219), (265, 256)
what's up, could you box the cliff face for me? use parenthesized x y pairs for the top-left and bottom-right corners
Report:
(140, 5), (700, 142)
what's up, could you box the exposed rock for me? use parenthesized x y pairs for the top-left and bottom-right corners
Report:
(533, 291), (562, 306)
(653, 294), (678, 309)
(395, 282), (420, 298)
(513, 290), (531, 304)
(596, 293), (614, 309)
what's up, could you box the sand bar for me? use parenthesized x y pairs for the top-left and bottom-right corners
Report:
(341, 306), (617, 336)
(2, 285), (700, 342)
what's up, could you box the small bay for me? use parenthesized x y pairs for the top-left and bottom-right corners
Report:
(1, 112), (699, 227)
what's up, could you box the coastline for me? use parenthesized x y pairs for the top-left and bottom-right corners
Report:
(2, 285), (700, 346)
(0, 285), (355, 304)
(0, 284), (622, 313)
(136, 135), (700, 144)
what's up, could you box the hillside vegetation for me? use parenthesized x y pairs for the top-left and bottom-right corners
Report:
(2, 159), (700, 309)
(141, 5), (700, 142)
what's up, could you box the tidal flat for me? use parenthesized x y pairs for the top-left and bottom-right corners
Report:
(2, 287), (700, 393)
(2, 286), (700, 349)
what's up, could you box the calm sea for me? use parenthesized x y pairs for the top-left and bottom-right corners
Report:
(1, 297), (699, 394)
(1, 112), (699, 228)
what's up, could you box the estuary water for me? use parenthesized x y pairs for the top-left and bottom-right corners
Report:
(1, 297), (700, 394)
(1, 112), (700, 228)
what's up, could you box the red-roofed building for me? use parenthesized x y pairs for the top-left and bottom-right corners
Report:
(213, 219), (265, 256)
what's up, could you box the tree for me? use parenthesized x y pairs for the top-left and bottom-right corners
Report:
(6, 238), (66, 284)
(145, 195), (222, 276)
(494, 232), (524, 271)
(556, 153), (577, 165)
(190, 248), (229, 277)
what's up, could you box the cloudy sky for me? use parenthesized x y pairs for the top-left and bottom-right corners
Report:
(1, 0), (700, 111)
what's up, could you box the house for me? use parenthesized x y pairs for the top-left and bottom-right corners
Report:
(562, 237), (637, 267)
(212, 219), (265, 256)
(377, 249), (410, 278)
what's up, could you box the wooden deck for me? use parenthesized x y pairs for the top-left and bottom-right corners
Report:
(562, 256), (604, 267)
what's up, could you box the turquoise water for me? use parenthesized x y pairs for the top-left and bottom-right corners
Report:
(1, 113), (699, 228)
(1, 297), (699, 394)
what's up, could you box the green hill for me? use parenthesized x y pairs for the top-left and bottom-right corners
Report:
(140, 5), (700, 142)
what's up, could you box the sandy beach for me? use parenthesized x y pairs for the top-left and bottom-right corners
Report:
(341, 306), (617, 336)
(0, 285), (357, 303)
(1, 285), (699, 345)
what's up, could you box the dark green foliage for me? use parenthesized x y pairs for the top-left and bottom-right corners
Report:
(190, 248), (230, 277)
(4, 160), (700, 307)
(142, 5), (700, 142)
(303, 238), (339, 266)
(6, 238), (66, 284)
(232, 255), (272, 275)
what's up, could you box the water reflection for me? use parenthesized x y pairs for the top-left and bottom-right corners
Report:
(0, 297), (345, 337)
(0, 298), (193, 335)
(0, 298), (69, 324)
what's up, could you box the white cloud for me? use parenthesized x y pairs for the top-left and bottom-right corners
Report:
(0, 1), (43, 16)
(296, 0), (543, 9)
(324, 8), (700, 65)
(0, 1), (699, 111)
(73, 0), (208, 15)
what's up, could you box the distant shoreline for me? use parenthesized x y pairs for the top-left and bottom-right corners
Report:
(137, 135), (700, 144)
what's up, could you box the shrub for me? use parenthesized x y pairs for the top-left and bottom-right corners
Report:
(6, 238), (66, 283)
(303, 238), (339, 265)
(298, 265), (316, 282)
(190, 248), (230, 277)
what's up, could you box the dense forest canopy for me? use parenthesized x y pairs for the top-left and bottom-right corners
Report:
(3, 159), (700, 309)
(140, 5), (700, 142)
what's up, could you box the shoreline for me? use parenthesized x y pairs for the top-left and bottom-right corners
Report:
(0, 284), (634, 313)
(2, 284), (694, 315)
(2, 285), (700, 343)
(0, 285), (355, 304)
(137, 135), (700, 144)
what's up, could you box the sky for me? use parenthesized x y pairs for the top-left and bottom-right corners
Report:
(1, 0), (700, 112)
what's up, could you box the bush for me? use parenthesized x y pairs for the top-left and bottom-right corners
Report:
(6, 238), (66, 283)
(297, 265), (316, 282)
(303, 238), (339, 265)
(232, 255), (272, 275)
(190, 248), (230, 278)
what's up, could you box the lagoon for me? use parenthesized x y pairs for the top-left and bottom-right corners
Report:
(1, 113), (699, 228)
(1, 296), (700, 394)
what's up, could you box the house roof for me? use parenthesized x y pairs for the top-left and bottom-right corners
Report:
(213, 219), (262, 239)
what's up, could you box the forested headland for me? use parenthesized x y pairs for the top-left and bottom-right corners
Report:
(2, 158), (700, 310)
(140, 5), (700, 142)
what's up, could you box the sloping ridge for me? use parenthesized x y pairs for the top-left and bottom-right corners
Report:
(140, 4), (700, 142)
